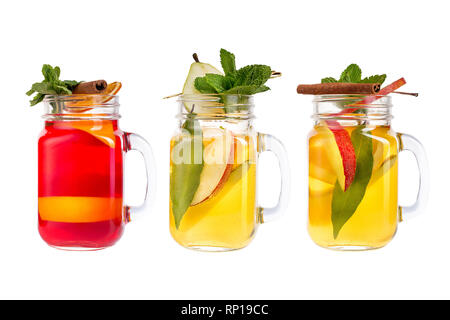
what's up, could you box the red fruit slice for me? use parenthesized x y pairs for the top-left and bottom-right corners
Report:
(325, 78), (407, 191)
(326, 120), (356, 190)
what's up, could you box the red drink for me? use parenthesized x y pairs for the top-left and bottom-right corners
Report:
(38, 119), (125, 249)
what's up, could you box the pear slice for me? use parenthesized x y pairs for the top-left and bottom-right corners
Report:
(182, 62), (223, 113)
(191, 128), (234, 205)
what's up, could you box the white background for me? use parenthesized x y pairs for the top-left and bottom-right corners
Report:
(0, 0), (448, 299)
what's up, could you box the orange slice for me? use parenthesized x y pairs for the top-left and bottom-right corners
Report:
(71, 120), (117, 148)
(66, 82), (122, 109)
(64, 82), (122, 148)
(101, 82), (122, 101)
(39, 196), (123, 223)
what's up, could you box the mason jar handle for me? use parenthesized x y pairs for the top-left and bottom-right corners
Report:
(257, 133), (290, 223)
(397, 133), (429, 221)
(123, 132), (156, 222)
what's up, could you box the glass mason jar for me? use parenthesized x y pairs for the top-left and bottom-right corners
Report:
(307, 95), (429, 250)
(169, 94), (290, 251)
(38, 95), (155, 250)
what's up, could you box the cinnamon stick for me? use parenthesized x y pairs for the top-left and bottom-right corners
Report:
(297, 83), (380, 95)
(72, 80), (108, 94)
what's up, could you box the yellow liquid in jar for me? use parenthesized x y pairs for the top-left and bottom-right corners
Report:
(308, 124), (399, 250)
(170, 132), (258, 250)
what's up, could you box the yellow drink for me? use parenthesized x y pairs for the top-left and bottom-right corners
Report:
(170, 131), (258, 251)
(308, 124), (399, 249)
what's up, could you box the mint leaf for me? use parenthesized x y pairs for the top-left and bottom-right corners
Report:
(224, 85), (269, 95)
(193, 50), (275, 114)
(234, 64), (272, 87)
(30, 82), (57, 95)
(220, 48), (236, 76)
(26, 64), (81, 106)
(29, 93), (45, 106)
(321, 77), (338, 83)
(361, 74), (387, 85)
(204, 73), (232, 93)
(52, 83), (72, 95)
(331, 126), (374, 238)
(322, 64), (386, 85)
(253, 85), (270, 94)
(339, 64), (362, 83)
(194, 50), (273, 96)
(42, 64), (60, 82)
(194, 77), (217, 93)
(63, 80), (81, 90)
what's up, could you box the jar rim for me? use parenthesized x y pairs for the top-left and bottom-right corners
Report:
(178, 93), (254, 107)
(312, 94), (393, 122)
(313, 94), (392, 107)
(179, 93), (254, 99)
(43, 94), (119, 108)
(42, 94), (120, 120)
(177, 93), (255, 119)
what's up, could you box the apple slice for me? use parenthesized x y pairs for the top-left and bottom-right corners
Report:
(325, 78), (407, 190)
(191, 128), (234, 205)
(182, 61), (223, 113)
(324, 121), (356, 191)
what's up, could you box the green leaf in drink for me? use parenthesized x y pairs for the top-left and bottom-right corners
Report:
(170, 112), (204, 229)
(331, 126), (374, 239)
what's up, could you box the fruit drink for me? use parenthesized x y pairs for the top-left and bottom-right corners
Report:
(308, 123), (398, 249)
(297, 63), (429, 250)
(38, 119), (124, 249)
(170, 128), (258, 250)
(29, 65), (154, 250)
(169, 49), (288, 251)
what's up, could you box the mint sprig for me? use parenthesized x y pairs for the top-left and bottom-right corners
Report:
(26, 64), (81, 106)
(321, 64), (386, 85)
(194, 49), (272, 96)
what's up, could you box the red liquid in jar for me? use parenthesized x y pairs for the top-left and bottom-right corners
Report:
(38, 120), (124, 249)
